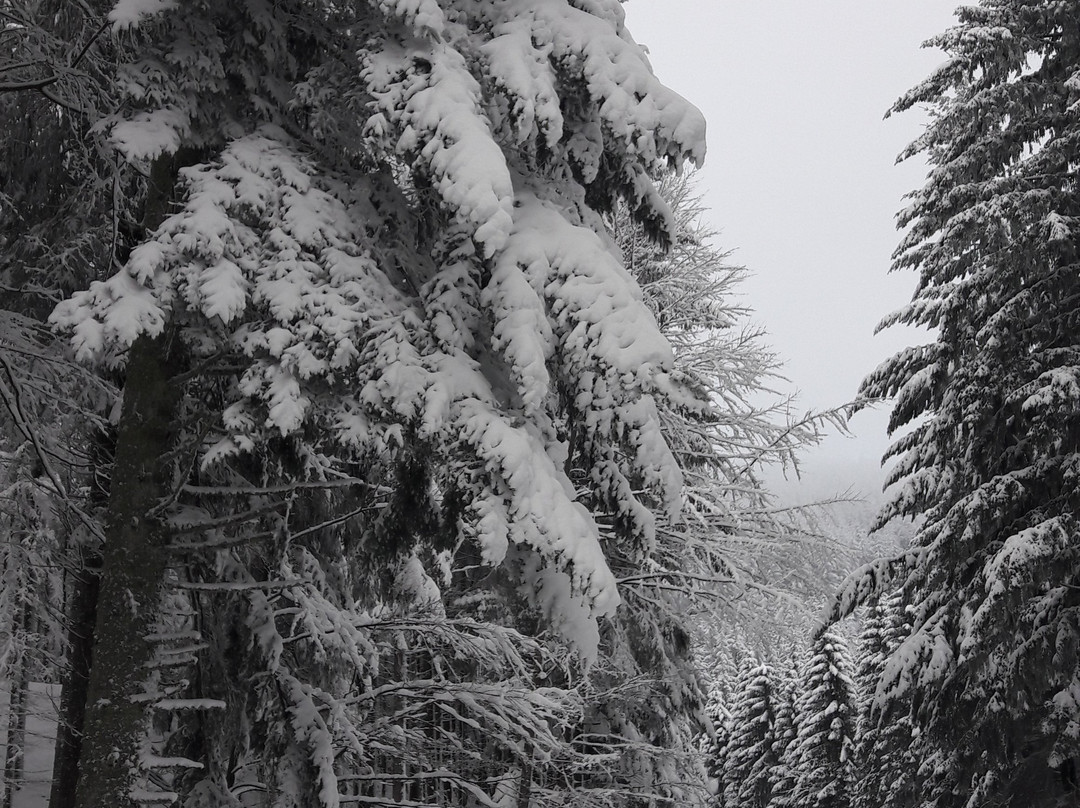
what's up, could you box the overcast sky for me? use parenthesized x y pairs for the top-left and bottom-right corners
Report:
(623, 1), (959, 502)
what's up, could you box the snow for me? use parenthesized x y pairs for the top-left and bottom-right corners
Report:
(374, 0), (446, 37)
(481, 22), (564, 149)
(1021, 366), (1080, 414)
(109, 108), (190, 162)
(396, 553), (444, 609)
(533, 0), (707, 170)
(49, 0), (711, 669)
(129, 789), (180, 804)
(108, 0), (177, 30)
(142, 755), (205, 769)
(52, 271), (168, 366)
(198, 259), (249, 323)
(519, 555), (602, 666)
(4, 683), (59, 808)
(281, 675), (339, 808)
(483, 247), (554, 414)
(1044, 211), (1074, 242)
(363, 41), (515, 257)
(456, 398), (621, 623)
(471, 492), (512, 566)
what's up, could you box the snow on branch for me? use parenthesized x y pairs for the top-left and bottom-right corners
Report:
(363, 39), (515, 257)
(815, 549), (925, 636)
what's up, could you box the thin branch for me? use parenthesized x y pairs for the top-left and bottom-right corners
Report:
(70, 17), (109, 71)
(0, 351), (104, 541)
(287, 502), (375, 543)
(168, 504), (284, 536)
(0, 73), (58, 92)
(0, 59), (46, 74)
(176, 579), (309, 592)
(183, 477), (392, 496)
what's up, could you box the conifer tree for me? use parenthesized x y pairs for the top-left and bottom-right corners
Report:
(852, 591), (916, 808)
(790, 629), (857, 808)
(11, 0), (712, 806)
(723, 661), (779, 808)
(824, 1), (1080, 804)
(703, 693), (731, 808)
(768, 661), (801, 808)
(855, 591), (889, 790)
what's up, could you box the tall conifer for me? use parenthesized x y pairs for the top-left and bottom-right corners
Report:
(32, 1), (709, 805)
(827, 2), (1080, 804)
(723, 661), (779, 808)
(790, 630), (857, 808)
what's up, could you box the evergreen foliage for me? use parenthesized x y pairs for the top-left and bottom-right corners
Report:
(767, 662), (800, 808)
(852, 591), (916, 808)
(0, 1), (751, 806)
(789, 629), (856, 808)
(3, 2), (1008, 807)
(722, 661), (779, 808)
(825, 1), (1080, 804)
(703, 693), (730, 808)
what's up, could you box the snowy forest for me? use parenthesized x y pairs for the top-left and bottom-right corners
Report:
(0, 0), (1077, 807)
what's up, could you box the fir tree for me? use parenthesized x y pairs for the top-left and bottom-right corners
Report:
(790, 629), (856, 808)
(825, 1), (1080, 804)
(855, 596), (889, 777)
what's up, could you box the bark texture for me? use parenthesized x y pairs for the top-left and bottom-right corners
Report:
(72, 155), (187, 808)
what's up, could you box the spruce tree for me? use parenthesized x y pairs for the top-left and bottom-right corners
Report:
(703, 693), (731, 808)
(723, 661), (779, 808)
(768, 661), (801, 808)
(853, 591), (916, 808)
(826, 1), (1080, 804)
(855, 591), (889, 790)
(790, 629), (857, 808)
(23, 1), (711, 806)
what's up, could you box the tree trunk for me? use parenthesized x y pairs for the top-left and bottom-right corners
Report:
(516, 745), (533, 808)
(1, 600), (31, 808)
(72, 154), (188, 808)
(48, 548), (100, 808)
(72, 330), (182, 808)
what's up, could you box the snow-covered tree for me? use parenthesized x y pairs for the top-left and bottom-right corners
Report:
(767, 660), (801, 808)
(592, 170), (845, 808)
(703, 692), (731, 808)
(852, 591), (917, 808)
(617, 172), (844, 615)
(722, 661), (779, 808)
(0, 0), (120, 308)
(789, 629), (856, 808)
(15, 0), (713, 806)
(852, 596), (890, 755)
(0, 307), (113, 808)
(824, 1), (1080, 805)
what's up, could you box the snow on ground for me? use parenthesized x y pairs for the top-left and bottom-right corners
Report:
(1, 681), (59, 808)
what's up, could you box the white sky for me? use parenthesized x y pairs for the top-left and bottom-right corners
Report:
(623, 1), (958, 502)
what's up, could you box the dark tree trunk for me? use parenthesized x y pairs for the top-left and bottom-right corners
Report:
(72, 329), (182, 808)
(1, 600), (31, 808)
(72, 154), (189, 808)
(48, 548), (100, 808)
